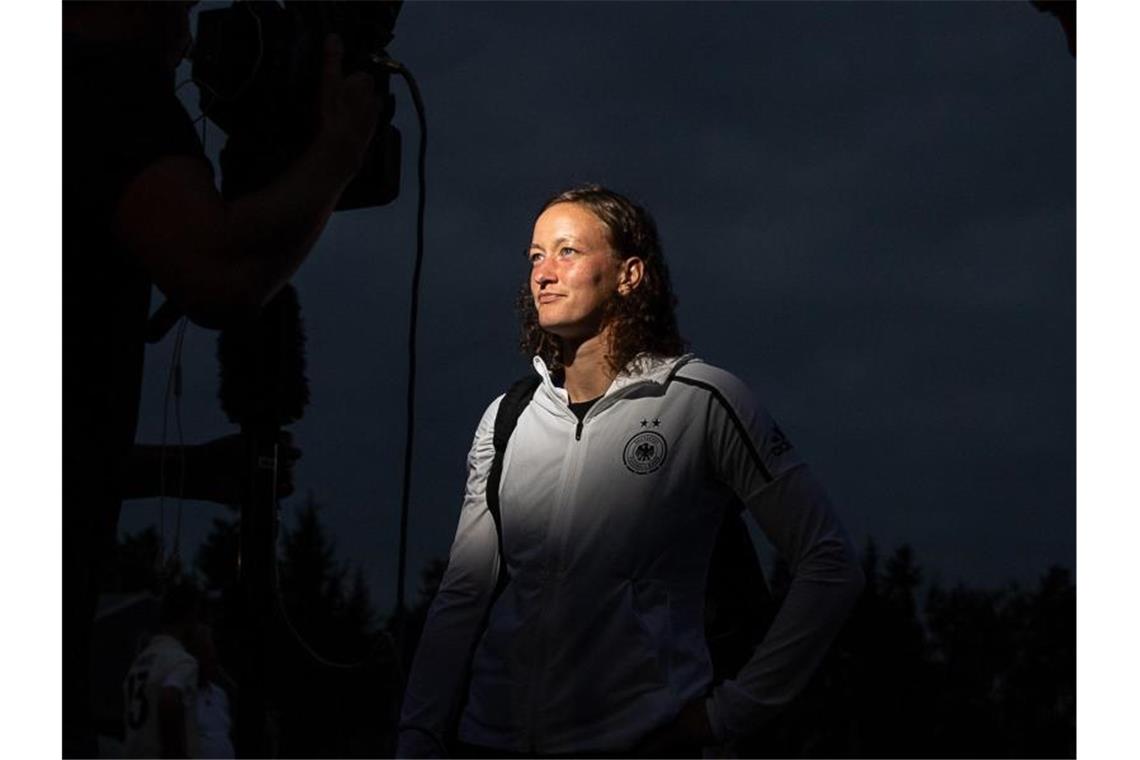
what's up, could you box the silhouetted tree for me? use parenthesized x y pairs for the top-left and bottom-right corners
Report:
(393, 557), (448, 666)
(183, 517), (1074, 759)
(997, 566), (1076, 758)
(270, 494), (393, 757)
(103, 526), (182, 594)
(737, 540), (1074, 759)
(187, 494), (395, 758)
(196, 516), (240, 591)
(343, 567), (376, 642)
(925, 581), (1009, 755)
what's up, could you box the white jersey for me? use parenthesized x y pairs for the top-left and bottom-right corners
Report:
(196, 682), (235, 759)
(123, 634), (199, 758)
(398, 355), (864, 755)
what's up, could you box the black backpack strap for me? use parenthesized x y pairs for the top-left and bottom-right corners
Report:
(485, 374), (541, 594)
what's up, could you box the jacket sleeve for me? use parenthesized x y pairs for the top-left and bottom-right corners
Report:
(694, 369), (865, 742)
(397, 397), (503, 758)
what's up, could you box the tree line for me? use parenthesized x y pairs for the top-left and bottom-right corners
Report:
(106, 504), (1074, 758)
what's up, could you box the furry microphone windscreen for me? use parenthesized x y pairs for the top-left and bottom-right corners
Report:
(217, 284), (310, 428)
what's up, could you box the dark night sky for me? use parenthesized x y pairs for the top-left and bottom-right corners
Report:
(119, 1), (1075, 615)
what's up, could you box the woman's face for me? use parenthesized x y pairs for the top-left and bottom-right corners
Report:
(528, 203), (629, 343)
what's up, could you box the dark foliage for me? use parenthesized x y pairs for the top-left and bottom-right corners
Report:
(103, 526), (182, 594)
(390, 556), (448, 668)
(745, 541), (1075, 759)
(189, 494), (399, 758)
(268, 495), (396, 757)
(109, 520), (1074, 758)
(196, 516), (240, 591)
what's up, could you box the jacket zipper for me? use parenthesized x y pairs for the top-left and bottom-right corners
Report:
(526, 385), (644, 749)
(527, 415), (582, 750)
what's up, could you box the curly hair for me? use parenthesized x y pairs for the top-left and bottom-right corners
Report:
(518, 184), (685, 375)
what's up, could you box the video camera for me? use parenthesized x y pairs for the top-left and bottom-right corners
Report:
(192, 0), (403, 209)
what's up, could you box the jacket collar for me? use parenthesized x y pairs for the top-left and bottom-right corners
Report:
(530, 353), (696, 415)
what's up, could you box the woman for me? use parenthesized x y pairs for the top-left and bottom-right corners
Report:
(398, 185), (864, 757)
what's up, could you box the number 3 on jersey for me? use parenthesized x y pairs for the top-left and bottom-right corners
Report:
(125, 669), (149, 729)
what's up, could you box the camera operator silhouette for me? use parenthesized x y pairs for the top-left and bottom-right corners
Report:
(63, 3), (380, 755)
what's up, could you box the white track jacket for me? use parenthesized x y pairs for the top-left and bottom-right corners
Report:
(398, 355), (864, 756)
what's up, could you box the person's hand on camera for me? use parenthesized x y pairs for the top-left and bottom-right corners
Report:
(316, 33), (381, 177)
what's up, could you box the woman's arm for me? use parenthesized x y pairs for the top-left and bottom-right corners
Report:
(712, 464), (864, 740)
(397, 397), (505, 758)
(679, 366), (864, 744)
